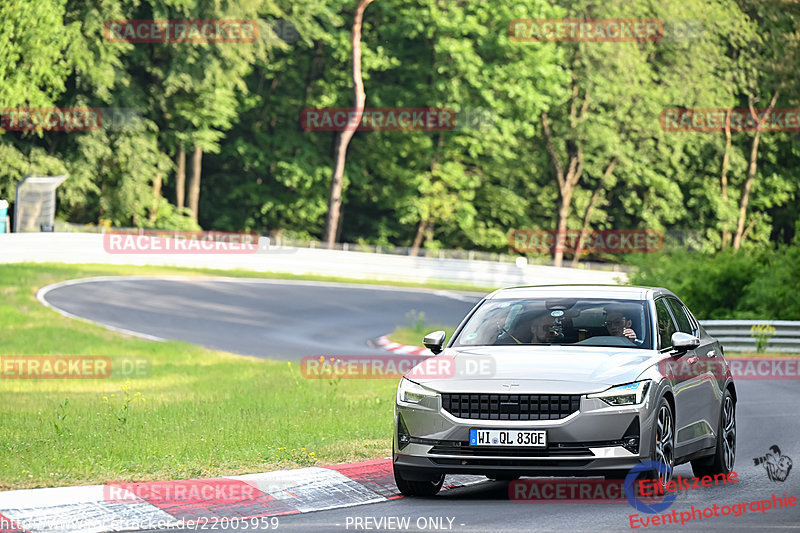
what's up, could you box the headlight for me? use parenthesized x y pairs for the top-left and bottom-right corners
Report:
(588, 380), (651, 406)
(397, 378), (439, 404)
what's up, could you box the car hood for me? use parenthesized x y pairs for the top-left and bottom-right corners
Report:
(410, 345), (664, 395)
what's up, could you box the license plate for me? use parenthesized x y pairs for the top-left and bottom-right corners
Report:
(469, 429), (546, 447)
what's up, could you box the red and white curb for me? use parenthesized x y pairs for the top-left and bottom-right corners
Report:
(374, 336), (431, 356)
(0, 459), (482, 532)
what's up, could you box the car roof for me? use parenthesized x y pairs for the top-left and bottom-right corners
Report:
(485, 284), (675, 301)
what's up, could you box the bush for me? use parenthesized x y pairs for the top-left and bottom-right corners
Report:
(738, 244), (800, 319)
(628, 245), (799, 320)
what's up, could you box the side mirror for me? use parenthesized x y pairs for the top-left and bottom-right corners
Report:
(671, 332), (700, 354)
(423, 330), (446, 355)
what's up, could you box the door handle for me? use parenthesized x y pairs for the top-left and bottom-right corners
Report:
(707, 350), (717, 358)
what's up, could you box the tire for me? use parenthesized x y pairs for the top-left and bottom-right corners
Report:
(649, 397), (675, 484)
(691, 390), (736, 477)
(393, 466), (445, 497)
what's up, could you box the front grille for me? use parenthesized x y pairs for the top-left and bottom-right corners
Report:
(441, 393), (581, 420)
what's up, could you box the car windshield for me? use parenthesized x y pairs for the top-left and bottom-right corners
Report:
(452, 297), (652, 350)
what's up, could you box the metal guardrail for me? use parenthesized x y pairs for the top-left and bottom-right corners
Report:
(700, 320), (800, 353)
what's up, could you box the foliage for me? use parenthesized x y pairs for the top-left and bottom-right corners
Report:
(0, 0), (797, 259)
(750, 323), (776, 352)
(628, 241), (800, 319)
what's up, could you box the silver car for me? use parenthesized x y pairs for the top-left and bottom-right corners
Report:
(393, 285), (737, 496)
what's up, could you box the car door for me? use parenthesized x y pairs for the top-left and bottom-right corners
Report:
(666, 297), (720, 451)
(654, 298), (704, 455)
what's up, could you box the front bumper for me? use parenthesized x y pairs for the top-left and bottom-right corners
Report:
(394, 392), (659, 478)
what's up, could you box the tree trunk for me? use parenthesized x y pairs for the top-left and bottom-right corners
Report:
(410, 136), (444, 258)
(325, 133), (349, 247)
(323, 0), (374, 248)
(741, 213), (759, 243)
(175, 147), (186, 209)
(424, 221), (434, 247)
(733, 91), (779, 250)
(571, 158), (615, 267)
(720, 111), (731, 248)
(554, 191), (572, 266)
(149, 173), (162, 223)
(410, 219), (427, 257)
(541, 111), (584, 267)
(188, 145), (203, 223)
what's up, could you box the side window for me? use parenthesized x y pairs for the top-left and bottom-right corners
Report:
(655, 299), (677, 349)
(666, 298), (693, 334)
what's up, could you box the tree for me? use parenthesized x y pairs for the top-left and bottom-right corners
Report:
(731, 0), (800, 249)
(353, 0), (563, 254)
(323, 0), (374, 248)
(200, 0), (343, 235)
(0, 0), (79, 199)
(133, 0), (270, 225)
(0, 0), (79, 109)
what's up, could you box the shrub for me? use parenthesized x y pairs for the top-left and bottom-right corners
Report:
(628, 244), (799, 320)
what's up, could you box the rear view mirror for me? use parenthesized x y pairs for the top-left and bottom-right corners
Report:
(423, 330), (446, 355)
(671, 332), (700, 354)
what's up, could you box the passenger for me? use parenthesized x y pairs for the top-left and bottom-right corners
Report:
(604, 306), (637, 340)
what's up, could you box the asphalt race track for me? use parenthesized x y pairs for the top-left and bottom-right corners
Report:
(40, 277), (481, 359)
(41, 277), (800, 532)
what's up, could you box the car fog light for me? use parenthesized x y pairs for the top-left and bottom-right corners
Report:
(397, 413), (411, 450)
(623, 437), (639, 453)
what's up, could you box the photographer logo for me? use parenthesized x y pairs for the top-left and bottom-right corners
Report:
(754, 445), (793, 482)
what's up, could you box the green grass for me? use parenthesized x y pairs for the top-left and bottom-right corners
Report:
(727, 351), (800, 358)
(385, 309), (458, 347)
(388, 326), (457, 347)
(0, 263), (491, 490)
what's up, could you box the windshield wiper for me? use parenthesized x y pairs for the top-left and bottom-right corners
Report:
(497, 325), (522, 344)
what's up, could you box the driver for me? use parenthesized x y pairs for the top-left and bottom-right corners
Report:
(604, 305), (637, 341)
